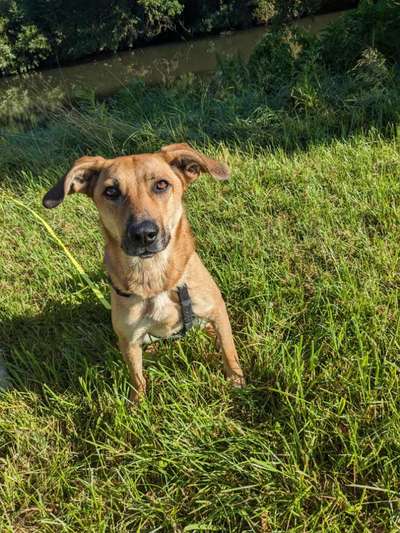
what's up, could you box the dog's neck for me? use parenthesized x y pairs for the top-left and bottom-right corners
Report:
(103, 215), (195, 299)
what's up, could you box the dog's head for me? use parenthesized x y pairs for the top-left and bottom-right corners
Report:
(42, 143), (230, 258)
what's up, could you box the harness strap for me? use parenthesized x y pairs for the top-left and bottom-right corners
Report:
(108, 277), (194, 337)
(177, 284), (193, 334)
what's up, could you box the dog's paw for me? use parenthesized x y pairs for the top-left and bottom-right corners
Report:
(228, 373), (246, 388)
(128, 385), (146, 405)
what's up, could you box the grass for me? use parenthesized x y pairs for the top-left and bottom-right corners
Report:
(1, 29), (400, 530)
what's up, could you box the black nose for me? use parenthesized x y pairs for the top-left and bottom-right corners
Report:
(128, 220), (159, 246)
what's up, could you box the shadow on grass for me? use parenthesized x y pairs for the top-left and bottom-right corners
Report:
(0, 284), (284, 425)
(0, 295), (115, 395)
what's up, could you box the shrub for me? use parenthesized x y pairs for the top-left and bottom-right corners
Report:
(248, 0), (400, 92)
(0, 1), (51, 74)
(318, 0), (400, 71)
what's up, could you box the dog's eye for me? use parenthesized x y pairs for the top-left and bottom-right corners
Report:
(103, 186), (120, 199)
(154, 180), (170, 193)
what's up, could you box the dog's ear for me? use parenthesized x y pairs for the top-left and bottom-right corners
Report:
(161, 143), (230, 186)
(42, 156), (106, 209)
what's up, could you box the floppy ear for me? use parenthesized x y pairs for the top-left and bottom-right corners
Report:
(161, 143), (230, 186)
(42, 155), (106, 209)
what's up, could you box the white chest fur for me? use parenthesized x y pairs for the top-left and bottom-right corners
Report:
(112, 288), (183, 344)
(149, 291), (175, 322)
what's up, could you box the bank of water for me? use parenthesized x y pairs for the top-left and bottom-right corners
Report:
(0, 11), (344, 127)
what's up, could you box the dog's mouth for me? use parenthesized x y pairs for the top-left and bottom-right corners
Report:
(138, 251), (156, 259)
(121, 232), (170, 258)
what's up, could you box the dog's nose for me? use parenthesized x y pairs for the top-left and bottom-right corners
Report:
(128, 220), (159, 246)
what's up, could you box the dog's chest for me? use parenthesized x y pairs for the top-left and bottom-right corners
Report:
(148, 291), (178, 323)
(113, 283), (209, 344)
(129, 290), (180, 339)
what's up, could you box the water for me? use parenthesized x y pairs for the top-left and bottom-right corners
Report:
(0, 11), (344, 125)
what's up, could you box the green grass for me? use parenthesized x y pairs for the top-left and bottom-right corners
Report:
(1, 49), (400, 530)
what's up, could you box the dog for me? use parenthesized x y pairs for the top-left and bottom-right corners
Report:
(43, 143), (245, 401)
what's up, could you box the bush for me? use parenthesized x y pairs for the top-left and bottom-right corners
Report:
(248, 0), (400, 96)
(318, 0), (400, 71)
(0, 1), (51, 74)
(248, 28), (297, 89)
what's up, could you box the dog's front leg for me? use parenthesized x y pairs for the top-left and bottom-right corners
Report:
(119, 338), (146, 402)
(212, 304), (245, 388)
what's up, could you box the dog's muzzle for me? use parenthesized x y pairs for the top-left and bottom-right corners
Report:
(122, 219), (169, 258)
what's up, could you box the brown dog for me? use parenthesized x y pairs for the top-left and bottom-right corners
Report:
(43, 143), (245, 401)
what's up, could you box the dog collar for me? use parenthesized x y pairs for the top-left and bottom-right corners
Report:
(108, 277), (194, 336)
(108, 276), (135, 298)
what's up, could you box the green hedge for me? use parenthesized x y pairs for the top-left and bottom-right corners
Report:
(0, 0), (344, 76)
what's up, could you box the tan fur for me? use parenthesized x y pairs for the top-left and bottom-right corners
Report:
(43, 143), (245, 402)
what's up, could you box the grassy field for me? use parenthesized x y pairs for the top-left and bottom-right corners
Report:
(1, 22), (400, 531)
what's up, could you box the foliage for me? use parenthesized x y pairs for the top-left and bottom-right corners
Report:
(0, 1), (51, 74)
(245, 0), (400, 132)
(318, 0), (400, 71)
(0, 0), (343, 76)
(247, 27), (298, 90)
(249, 0), (400, 79)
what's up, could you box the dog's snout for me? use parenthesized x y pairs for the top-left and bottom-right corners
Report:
(122, 217), (168, 258)
(129, 220), (159, 246)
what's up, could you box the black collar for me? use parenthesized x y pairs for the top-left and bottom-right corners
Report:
(108, 277), (194, 336)
(108, 276), (134, 298)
